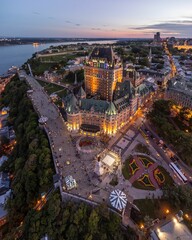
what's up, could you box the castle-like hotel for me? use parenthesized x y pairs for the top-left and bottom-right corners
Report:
(63, 47), (153, 136)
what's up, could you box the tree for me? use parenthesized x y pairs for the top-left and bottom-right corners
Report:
(88, 209), (99, 235)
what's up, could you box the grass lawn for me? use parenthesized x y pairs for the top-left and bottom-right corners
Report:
(157, 166), (174, 186)
(56, 89), (68, 98)
(122, 155), (133, 180)
(40, 54), (67, 62)
(139, 156), (153, 168)
(135, 143), (150, 155)
(36, 80), (65, 94)
(31, 62), (53, 75)
(133, 198), (172, 220)
(109, 175), (118, 186)
(132, 179), (156, 191)
(133, 198), (192, 232)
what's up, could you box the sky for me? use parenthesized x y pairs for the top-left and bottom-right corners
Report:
(1, 0), (192, 38)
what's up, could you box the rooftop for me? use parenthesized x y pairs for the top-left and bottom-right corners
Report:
(151, 219), (192, 240)
(81, 98), (109, 113)
(90, 47), (113, 63)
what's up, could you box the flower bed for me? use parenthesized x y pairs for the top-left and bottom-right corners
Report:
(154, 168), (165, 186)
(129, 159), (139, 175)
(139, 157), (153, 168)
(138, 174), (154, 187)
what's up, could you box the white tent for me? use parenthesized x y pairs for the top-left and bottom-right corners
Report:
(38, 116), (48, 124)
(109, 189), (127, 211)
(102, 154), (116, 167)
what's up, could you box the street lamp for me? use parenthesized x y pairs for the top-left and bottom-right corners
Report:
(165, 209), (170, 214)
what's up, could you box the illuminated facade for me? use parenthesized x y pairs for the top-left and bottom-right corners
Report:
(166, 77), (192, 109)
(84, 47), (123, 101)
(63, 47), (153, 136)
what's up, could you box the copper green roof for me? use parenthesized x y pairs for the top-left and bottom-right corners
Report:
(66, 94), (79, 114)
(105, 102), (117, 115)
(77, 87), (86, 98)
(80, 99), (109, 113)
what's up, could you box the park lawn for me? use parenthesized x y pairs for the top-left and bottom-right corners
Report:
(122, 155), (133, 180)
(133, 199), (172, 220)
(135, 143), (150, 155)
(40, 54), (67, 62)
(157, 166), (174, 186)
(36, 80), (48, 87)
(109, 175), (118, 186)
(57, 89), (68, 98)
(33, 62), (53, 75)
(45, 85), (65, 95)
(139, 157), (153, 168)
(132, 179), (156, 191)
(36, 80), (65, 94)
(133, 198), (192, 232)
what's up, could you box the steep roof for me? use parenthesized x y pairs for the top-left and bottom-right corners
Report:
(135, 83), (149, 96)
(106, 102), (117, 115)
(90, 47), (113, 63)
(77, 87), (86, 98)
(80, 99), (109, 113)
(65, 94), (79, 114)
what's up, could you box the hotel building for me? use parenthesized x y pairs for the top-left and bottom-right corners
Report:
(63, 47), (153, 136)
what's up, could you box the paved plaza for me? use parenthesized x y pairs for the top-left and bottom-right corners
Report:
(19, 71), (182, 211)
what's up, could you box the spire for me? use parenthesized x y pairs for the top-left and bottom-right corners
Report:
(77, 86), (86, 99)
(74, 73), (77, 85)
(148, 48), (152, 63)
(66, 94), (79, 114)
(106, 102), (117, 116)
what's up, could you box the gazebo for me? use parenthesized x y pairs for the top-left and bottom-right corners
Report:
(64, 175), (77, 190)
(109, 189), (127, 211)
(38, 116), (48, 124)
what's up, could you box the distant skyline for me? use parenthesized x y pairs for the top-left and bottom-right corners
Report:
(1, 0), (192, 38)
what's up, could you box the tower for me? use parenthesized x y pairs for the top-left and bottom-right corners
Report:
(74, 73), (77, 85)
(104, 102), (118, 135)
(148, 48), (152, 64)
(65, 94), (81, 132)
(84, 47), (123, 101)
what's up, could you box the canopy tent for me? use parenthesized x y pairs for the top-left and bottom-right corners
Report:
(109, 189), (127, 211)
(38, 116), (48, 124)
(102, 154), (116, 167)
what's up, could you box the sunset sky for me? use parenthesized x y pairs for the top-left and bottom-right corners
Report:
(1, 0), (192, 38)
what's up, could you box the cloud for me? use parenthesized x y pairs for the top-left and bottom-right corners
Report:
(48, 17), (55, 20)
(65, 20), (72, 24)
(75, 23), (81, 26)
(131, 21), (192, 36)
(91, 28), (101, 30)
(33, 12), (40, 15)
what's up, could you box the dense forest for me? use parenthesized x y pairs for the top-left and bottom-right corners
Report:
(0, 76), (137, 239)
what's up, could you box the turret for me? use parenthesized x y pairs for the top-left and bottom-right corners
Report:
(104, 102), (118, 136)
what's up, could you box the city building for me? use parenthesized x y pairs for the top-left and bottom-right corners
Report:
(150, 218), (192, 240)
(63, 47), (154, 136)
(84, 47), (123, 101)
(166, 77), (192, 109)
(154, 32), (161, 43)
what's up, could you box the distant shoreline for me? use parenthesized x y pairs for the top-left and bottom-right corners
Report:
(0, 38), (118, 47)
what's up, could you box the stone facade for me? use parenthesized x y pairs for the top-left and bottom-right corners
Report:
(63, 47), (153, 136)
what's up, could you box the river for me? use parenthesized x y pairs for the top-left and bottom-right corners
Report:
(0, 40), (117, 75)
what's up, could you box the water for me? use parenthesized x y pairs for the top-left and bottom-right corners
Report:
(0, 40), (117, 75)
